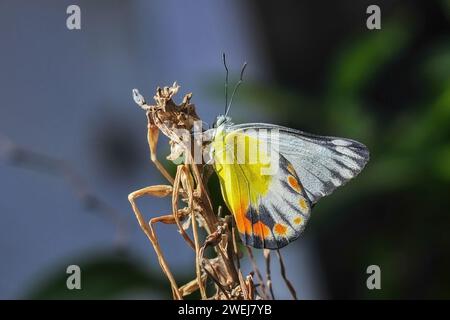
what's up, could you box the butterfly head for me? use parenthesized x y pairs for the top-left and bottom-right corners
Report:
(213, 115), (232, 129)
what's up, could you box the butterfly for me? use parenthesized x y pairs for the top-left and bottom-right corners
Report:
(207, 115), (369, 250)
(210, 116), (369, 249)
(205, 56), (369, 250)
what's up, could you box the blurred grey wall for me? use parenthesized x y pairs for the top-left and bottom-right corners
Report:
(0, 0), (324, 299)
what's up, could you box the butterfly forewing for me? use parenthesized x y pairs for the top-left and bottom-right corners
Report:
(253, 155), (311, 248)
(226, 123), (370, 204)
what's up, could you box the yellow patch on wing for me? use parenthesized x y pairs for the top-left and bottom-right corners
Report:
(293, 216), (303, 225)
(274, 223), (288, 236)
(299, 198), (308, 213)
(212, 130), (273, 237)
(288, 175), (302, 193)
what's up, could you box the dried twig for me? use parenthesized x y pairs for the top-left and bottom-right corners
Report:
(264, 249), (276, 300)
(276, 249), (298, 300)
(246, 246), (269, 299)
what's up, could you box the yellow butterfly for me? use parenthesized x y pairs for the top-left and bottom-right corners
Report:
(206, 57), (370, 249)
(208, 116), (369, 249)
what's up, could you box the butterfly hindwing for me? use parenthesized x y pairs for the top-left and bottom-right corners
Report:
(251, 155), (311, 249)
(212, 129), (311, 249)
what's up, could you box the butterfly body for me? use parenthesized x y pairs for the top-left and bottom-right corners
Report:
(209, 116), (369, 249)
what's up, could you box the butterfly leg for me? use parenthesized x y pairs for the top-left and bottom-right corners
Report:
(147, 119), (175, 184)
(128, 185), (183, 299)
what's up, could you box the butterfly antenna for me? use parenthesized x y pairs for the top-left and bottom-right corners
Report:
(222, 53), (229, 115)
(225, 61), (247, 117)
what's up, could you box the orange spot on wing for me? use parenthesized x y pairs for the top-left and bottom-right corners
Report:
(232, 201), (252, 235)
(293, 216), (303, 225)
(274, 223), (288, 236)
(253, 221), (271, 239)
(288, 175), (301, 193)
(230, 200), (271, 240)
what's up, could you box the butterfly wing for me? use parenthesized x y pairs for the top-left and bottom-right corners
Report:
(227, 123), (370, 204)
(212, 128), (311, 249)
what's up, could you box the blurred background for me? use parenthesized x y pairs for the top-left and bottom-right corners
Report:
(0, 0), (449, 299)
